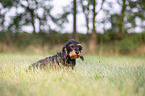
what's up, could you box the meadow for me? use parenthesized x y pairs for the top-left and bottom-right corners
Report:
(0, 53), (144, 96)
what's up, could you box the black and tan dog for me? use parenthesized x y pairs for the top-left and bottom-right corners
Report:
(29, 39), (84, 70)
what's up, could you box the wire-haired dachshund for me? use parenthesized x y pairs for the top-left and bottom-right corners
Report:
(29, 39), (84, 70)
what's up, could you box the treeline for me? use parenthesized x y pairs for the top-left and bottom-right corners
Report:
(0, 0), (70, 33)
(0, 0), (145, 54)
(0, 32), (145, 54)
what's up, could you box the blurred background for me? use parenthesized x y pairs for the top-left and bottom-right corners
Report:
(0, 0), (145, 55)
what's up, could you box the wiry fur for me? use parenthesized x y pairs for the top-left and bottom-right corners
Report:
(29, 39), (84, 70)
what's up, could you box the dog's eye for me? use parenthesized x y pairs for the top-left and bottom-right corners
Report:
(77, 44), (81, 48)
(77, 44), (82, 50)
(70, 44), (74, 48)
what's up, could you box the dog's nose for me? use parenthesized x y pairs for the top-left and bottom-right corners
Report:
(76, 51), (79, 54)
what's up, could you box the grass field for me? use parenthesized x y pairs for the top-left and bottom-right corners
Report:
(0, 53), (145, 96)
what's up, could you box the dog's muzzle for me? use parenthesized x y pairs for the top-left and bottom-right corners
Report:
(69, 50), (81, 59)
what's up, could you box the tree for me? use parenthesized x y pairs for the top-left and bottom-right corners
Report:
(117, 0), (126, 40)
(80, 0), (91, 34)
(115, 0), (145, 39)
(73, 0), (79, 41)
(15, 0), (53, 33)
(0, 0), (19, 32)
(126, 0), (145, 32)
(88, 0), (105, 52)
(89, 0), (97, 51)
(0, 0), (70, 33)
(80, 0), (105, 52)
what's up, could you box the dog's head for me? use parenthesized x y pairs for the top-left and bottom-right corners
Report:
(61, 39), (84, 61)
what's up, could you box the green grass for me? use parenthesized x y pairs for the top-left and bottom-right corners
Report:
(0, 53), (145, 96)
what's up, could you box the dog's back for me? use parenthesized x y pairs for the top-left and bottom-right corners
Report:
(29, 53), (63, 70)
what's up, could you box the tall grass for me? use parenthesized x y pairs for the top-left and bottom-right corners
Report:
(0, 53), (144, 96)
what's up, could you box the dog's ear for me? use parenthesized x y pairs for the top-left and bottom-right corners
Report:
(80, 55), (84, 61)
(61, 46), (67, 59)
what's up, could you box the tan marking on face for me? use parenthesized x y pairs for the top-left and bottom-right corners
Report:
(77, 44), (81, 47)
(69, 50), (81, 59)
